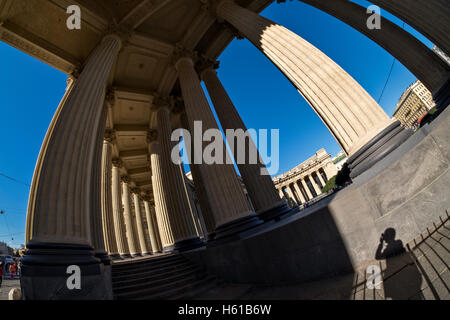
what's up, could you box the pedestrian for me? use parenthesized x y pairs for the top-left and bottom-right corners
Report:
(9, 263), (16, 280)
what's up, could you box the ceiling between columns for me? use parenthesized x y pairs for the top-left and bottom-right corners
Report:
(0, 0), (273, 193)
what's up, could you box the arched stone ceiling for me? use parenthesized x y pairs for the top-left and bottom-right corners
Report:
(0, 0), (273, 193)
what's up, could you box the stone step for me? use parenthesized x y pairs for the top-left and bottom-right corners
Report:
(112, 254), (184, 271)
(113, 265), (202, 289)
(114, 273), (209, 299)
(134, 276), (219, 300)
(112, 257), (187, 275)
(112, 261), (194, 282)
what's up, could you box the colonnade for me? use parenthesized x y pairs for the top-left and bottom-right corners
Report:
(277, 170), (327, 205)
(20, 0), (450, 299)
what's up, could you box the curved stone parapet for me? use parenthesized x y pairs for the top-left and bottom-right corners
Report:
(183, 106), (450, 284)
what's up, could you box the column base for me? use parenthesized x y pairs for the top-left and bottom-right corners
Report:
(119, 253), (132, 259)
(163, 237), (205, 253)
(257, 201), (295, 222)
(108, 253), (122, 261)
(130, 253), (141, 258)
(213, 213), (263, 241)
(95, 251), (112, 266)
(348, 120), (413, 179)
(20, 242), (113, 300)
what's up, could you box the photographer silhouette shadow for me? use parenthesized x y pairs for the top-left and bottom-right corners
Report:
(375, 228), (424, 300)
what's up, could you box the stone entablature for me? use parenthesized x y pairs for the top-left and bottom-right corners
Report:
(273, 149), (331, 185)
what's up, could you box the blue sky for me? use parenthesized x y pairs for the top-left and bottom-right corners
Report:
(0, 0), (434, 247)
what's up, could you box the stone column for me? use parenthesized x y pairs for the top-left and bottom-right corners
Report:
(150, 100), (202, 251)
(292, 0), (450, 93)
(316, 170), (327, 188)
(293, 182), (306, 204)
(121, 177), (139, 257)
(201, 65), (290, 220)
(277, 188), (284, 199)
(143, 198), (161, 254)
(370, 0), (450, 57)
(131, 190), (150, 255)
(101, 134), (119, 259)
(216, 0), (393, 156)
(309, 174), (322, 195)
(300, 178), (314, 200)
(175, 53), (261, 238)
(111, 159), (130, 258)
(285, 185), (297, 205)
(22, 34), (122, 300)
(149, 139), (172, 250)
(180, 113), (217, 237)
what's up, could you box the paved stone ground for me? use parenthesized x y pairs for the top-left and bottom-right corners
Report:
(194, 214), (449, 300)
(0, 280), (21, 300)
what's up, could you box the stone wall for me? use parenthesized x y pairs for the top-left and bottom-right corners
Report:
(184, 106), (450, 284)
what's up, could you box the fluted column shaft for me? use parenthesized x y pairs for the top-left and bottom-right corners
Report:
(370, 0), (450, 57)
(149, 141), (174, 249)
(180, 114), (216, 235)
(131, 192), (149, 255)
(153, 104), (200, 246)
(297, 0), (449, 93)
(309, 175), (322, 195)
(143, 200), (161, 253)
(285, 185), (297, 204)
(217, 1), (392, 156)
(201, 68), (283, 212)
(277, 189), (284, 199)
(111, 162), (130, 256)
(301, 179), (314, 200)
(25, 35), (122, 245)
(175, 56), (254, 228)
(122, 180), (139, 256)
(293, 182), (306, 204)
(101, 140), (119, 257)
(316, 170), (326, 187)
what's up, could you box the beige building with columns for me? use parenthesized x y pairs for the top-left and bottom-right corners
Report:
(0, 0), (447, 299)
(393, 80), (436, 128)
(273, 149), (338, 206)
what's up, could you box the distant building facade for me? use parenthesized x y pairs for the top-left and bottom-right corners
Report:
(0, 241), (14, 256)
(272, 149), (338, 206)
(392, 80), (436, 128)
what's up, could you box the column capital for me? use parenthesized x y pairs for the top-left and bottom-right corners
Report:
(147, 129), (159, 143)
(198, 57), (220, 80)
(172, 44), (198, 70)
(151, 95), (172, 112)
(130, 187), (141, 195)
(121, 175), (131, 184)
(105, 88), (116, 108)
(103, 29), (127, 48)
(104, 129), (116, 143)
(141, 193), (152, 202)
(112, 158), (123, 168)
